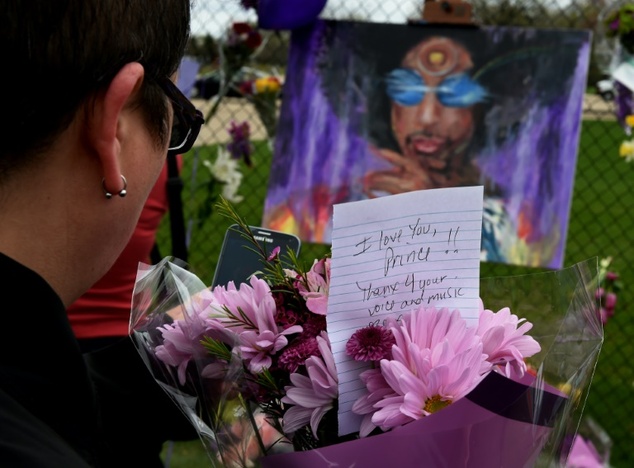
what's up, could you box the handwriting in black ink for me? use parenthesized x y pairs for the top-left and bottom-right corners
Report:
(384, 246), (431, 276)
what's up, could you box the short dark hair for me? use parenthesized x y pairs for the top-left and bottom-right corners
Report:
(0, 0), (192, 177)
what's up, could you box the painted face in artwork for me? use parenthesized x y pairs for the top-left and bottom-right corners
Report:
(386, 37), (486, 172)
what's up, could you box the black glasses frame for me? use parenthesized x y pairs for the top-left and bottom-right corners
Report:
(156, 76), (204, 156)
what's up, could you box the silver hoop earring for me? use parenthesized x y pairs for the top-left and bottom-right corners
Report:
(102, 175), (128, 199)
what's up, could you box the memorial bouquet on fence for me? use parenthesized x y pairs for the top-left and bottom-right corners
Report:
(130, 198), (604, 467)
(604, 2), (634, 55)
(205, 22), (263, 122)
(238, 76), (282, 140)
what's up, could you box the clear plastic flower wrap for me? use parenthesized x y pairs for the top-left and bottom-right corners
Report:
(130, 254), (603, 468)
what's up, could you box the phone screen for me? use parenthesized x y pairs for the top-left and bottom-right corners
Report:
(211, 224), (301, 288)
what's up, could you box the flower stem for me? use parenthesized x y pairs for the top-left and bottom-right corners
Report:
(239, 393), (267, 457)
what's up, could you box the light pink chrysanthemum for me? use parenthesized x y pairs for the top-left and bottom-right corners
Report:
(346, 325), (395, 362)
(476, 300), (541, 378)
(352, 307), (491, 435)
(297, 258), (331, 315)
(281, 333), (338, 438)
(156, 289), (233, 385)
(210, 275), (277, 332)
(212, 275), (302, 373)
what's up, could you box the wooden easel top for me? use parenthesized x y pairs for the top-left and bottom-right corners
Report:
(417, 0), (477, 26)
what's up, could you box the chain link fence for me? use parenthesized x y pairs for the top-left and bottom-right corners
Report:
(156, 1), (633, 465)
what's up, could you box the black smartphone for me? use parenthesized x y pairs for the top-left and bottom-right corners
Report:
(211, 224), (301, 288)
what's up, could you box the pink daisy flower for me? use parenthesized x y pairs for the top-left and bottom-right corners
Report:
(353, 306), (491, 434)
(382, 339), (488, 424)
(388, 306), (485, 374)
(476, 300), (541, 378)
(281, 332), (338, 438)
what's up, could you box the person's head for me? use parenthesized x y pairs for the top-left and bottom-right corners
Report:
(0, 0), (197, 304)
(2, 0), (193, 173)
(385, 36), (486, 173)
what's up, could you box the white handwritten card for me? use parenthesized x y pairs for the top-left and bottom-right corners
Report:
(327, 186), (484, 435)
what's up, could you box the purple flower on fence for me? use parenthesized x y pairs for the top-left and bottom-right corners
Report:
(227, 120), (254, 167)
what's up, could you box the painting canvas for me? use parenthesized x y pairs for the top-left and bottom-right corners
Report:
(262, 20), (591, 268)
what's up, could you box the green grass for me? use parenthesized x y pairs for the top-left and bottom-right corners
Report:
(157, 118), (634, 467)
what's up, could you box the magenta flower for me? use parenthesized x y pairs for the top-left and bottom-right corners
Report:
(267, 245), (280, 261)
(599, 292), (617, 324)
(604, 292), (617, 310)
(475, 300), (541, 378)
(595, 261), (621, 325)
(281, 333), (338, 438)
(346, 325), (395, 362)
(278, 336), (320, 372)
(297, 257), (331, 315)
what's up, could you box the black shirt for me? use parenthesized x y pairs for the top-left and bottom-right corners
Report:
(0, 253), (104, 467)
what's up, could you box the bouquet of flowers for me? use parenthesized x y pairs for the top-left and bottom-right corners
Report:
(130, 200), (603, 467)
(604, 2), (634, 55)
(239, 76), (283, 140)
(206, 22), (263, 121)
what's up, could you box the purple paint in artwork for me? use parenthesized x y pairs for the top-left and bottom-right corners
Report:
(477, 37), (588, 267)
(266, 22), (376, 212)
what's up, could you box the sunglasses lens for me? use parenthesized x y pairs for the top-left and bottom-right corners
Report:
(159, 77), (203, 154)
(169, 112), (187, 150)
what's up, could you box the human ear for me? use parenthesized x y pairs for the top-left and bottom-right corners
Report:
(86, 62), (145, 195)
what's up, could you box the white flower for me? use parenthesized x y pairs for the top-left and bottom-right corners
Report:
(221, 173), (244, 203)
(203, 147), (244, 203)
